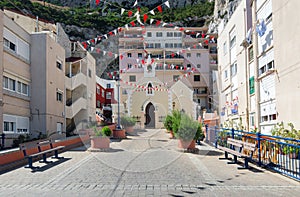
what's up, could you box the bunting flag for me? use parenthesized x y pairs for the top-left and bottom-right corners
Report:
(134, 11), (139, 17)
(150, 10), (155, 15)
(157, 5), (162, 13)
(156, 20), (161, 26)
(137, 14), (144, 25)
(143, 14), (148, 23)
(130, 21), (136, 27)
(96, 0), (100, 6)
(82, 42), (87, 49)
(121, 8), (125, 15)
(128, 10), (133, 17)
(164, 1), (170, 8)
(133, 0), (138, 7)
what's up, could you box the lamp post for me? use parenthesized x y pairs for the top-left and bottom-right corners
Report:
(115, 76), (121, 130)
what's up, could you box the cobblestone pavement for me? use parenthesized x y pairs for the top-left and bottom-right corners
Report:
(0, 129), (299, 196)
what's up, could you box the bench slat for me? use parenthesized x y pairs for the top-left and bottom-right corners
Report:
(243, 142), (256, 151)
(218, 139), (256, 158)
(20, 139), (65, 168)
(217, 145), (243, 157)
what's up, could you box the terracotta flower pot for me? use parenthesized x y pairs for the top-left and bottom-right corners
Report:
(178, 139), (196, 149)
(170, 131), (175, 139)
(90, 136), (110, 149)
(125, 126), (134, 133)
(113, 129), (126, 138)
(289, 152), (299, 159)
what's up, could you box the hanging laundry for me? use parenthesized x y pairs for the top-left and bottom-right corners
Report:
(256, 19), (267, 37)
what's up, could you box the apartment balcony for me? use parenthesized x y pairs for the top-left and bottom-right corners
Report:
(183, 35), (204, 42)
(210, 59), (218, 70)
(65, 97), (87, 119)
(209, 47), (218, 55)
(183, 44), (205, 50)
(119, 34), (144, 41)
(65, 72), (87, 90)
(150, 54), (164, 59)
(144, 47), (165, 53)
(119, 44), (144, 50)
(193, 92), (208, 98)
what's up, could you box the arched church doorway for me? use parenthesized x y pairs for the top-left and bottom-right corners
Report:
(145, 102), (155, 128)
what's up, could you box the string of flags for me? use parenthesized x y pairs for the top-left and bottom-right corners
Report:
(82, 1), (216, 51)
(88, 31), (216, 60)
(106, 63), (197, 78)
(82, 23), (215, 53)
(82, 1), (171, 48)
(120, 80), (169, 92)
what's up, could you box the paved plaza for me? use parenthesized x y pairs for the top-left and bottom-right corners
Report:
(0, 129), (299, 196)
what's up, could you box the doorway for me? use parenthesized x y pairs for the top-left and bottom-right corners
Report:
(145, 102), (155, 128)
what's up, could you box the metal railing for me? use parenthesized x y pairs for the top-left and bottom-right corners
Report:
(205, 126), (300, 181)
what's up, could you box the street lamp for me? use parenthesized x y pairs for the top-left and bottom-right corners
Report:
(115, 76), (121, 130)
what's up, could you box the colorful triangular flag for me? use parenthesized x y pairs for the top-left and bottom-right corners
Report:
(164, 1), (170, 8)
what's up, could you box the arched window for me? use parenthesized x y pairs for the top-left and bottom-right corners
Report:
(147, 83), (153, 95)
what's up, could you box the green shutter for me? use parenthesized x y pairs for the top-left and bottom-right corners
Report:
(249, 76), (255, 94)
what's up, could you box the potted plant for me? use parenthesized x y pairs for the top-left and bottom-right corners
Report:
(176, 113), (202, 150)
(163, 114), (174, 139)
(171, 110), (182, 137)
(90, 126), (111, 150)
(271, 122), (300, 158)
(121, 116), (136, 133)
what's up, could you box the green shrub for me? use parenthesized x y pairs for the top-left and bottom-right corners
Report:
(93, 126), (111, 137)
(176, 114), (201, 141)
(121, 116), (136, 127)
(101, 126), (112, 137)
(163, 114), (173, 131)
(171, 110), (182, 135)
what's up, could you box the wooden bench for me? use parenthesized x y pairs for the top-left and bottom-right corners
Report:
(20, 139), (65, 169)
(217, 138), (256, 168)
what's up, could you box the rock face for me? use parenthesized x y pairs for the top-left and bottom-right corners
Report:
(47, 0), (202, 8)
(208, 0), (242, 33)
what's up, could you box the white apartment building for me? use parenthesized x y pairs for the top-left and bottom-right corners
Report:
(252, 0), (275, 134)
(218, 0), (252, 130)
(218, 0), (300, 133)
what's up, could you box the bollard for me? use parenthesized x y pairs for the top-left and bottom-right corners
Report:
(205, 124), (208, 143)
(214, 126), (218, 148)
(1, 133), (5, 149)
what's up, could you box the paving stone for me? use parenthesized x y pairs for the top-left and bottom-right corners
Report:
(0, 129), (299, 196)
